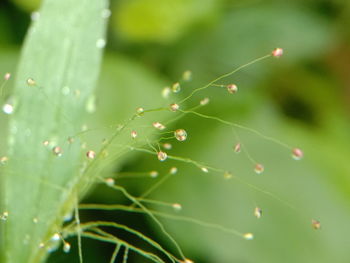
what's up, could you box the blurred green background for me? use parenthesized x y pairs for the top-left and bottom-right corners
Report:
(1, 0), (350, 262)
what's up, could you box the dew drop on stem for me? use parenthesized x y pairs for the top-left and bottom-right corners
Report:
(172, 82), (181, 93)
(254, 163), (264, 174)
(63, 242), (71, 253)
(157, 151), (168, 161)
(243, 233), (254, 240)
(52, 146), (63, 157)
(86, 150), (96, 160)
(254, 207), (262, 219)
(174, 129), (187, 141)
(292, 148), (303, 160)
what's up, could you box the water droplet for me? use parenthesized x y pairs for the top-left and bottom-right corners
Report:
(31, 11), (40, 21)
(105, 178), (115, 186)
(42, 140), (50, 146)
(33, 217), (39, 223)
(51, 233), (60, 241)
(172, 203), (182, 211)
(63, 242), (71, 253)
(272, 48), (283, 58)
(39, 243), (45, 248)
(182, 70), (192, 81)
(131, 130), (137, 139)
(172, 82), (181, 93)
(174, 129), (187, 141)
(243, 233), (254, 240)
(200, 97), (210, 106)
(4, 73), (11, 81)
(233, 143), (241, 153)
(136, 107), (144, 115)
(201, 167), (209, 173)
(224, 171), (232, 179)
(170, 167), (178, 174)
(81, 124), (88, 131)
(101, 8), (111, 18)
(292, 148), (303, 160)
(157, 151), (168, 161)
(27, 78), (36, 86)
(162, 143), (172, 150)
(227, 84), (238, 94)
(162, 87), (171, 99)
(170, 103), (179, 112)
(67, 137), (74, 144)
(2, 97), (15, 115)
(153, 122), (166, 130)
(254, 207), (262, 219)
(0, 156), (9, 165)
(63, 212), (73, 222)
(52, 146), (63, 157)
(312, 219), (321, 230)
(61, 86), (70, 96)
(1, 211), (9, 221)
(254, 163), (264, 174)
(86, 150), (96, 160)
(85, 95), (96, 113)
(96, 38), (106, 49)
(149, 171), (159, 178)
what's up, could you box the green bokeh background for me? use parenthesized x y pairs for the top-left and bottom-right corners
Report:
(1, 0), (350, 262)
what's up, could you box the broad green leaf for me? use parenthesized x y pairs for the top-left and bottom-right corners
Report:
(0, 0), (109, 262)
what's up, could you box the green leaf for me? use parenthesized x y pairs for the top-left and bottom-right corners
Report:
(0, 0), (109, 262)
